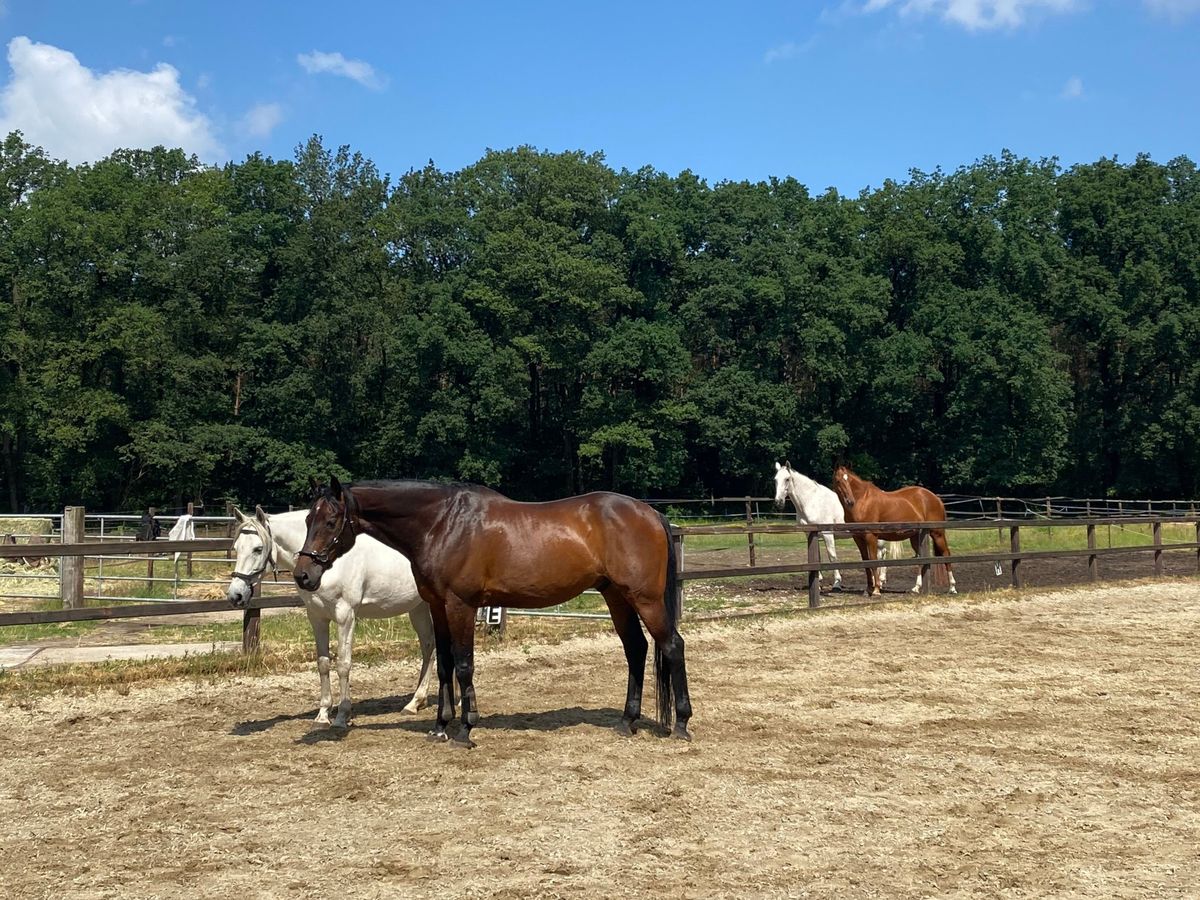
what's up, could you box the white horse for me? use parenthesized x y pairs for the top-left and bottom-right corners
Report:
(773, 461), (842, 590)
(225, 506), (436, 728)
(876, 539), (907, 590)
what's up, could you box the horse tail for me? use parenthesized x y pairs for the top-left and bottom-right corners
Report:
(655, 513), (679, 732)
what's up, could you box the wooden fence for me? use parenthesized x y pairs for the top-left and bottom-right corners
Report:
(673, 516), (1200, 608)
(1, 514), (1198, 657)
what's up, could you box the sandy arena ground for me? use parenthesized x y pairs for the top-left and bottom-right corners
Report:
(2, 581), (1199, 899)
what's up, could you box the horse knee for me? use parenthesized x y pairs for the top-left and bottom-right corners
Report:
(454, 658), (474, 683)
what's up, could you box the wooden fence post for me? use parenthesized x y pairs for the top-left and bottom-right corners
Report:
(242, 578), (261, 654)
(1153, 520), (1163, 577)
(1087, 523), (1097, 582)
(673, 527), (684, 622)
(146, 506), (157, 594)
(1010, 525), (1022, 590)
(60, 505), (85, 609)
(806, 528), (821, 609)
(185, 501), (194, 578)
(225, 500), (235, 560)
(1195, 519), (1199, 575)
(918, 528), (931, 594)
(995, 497), (1002, 543)
(745, 498), (756, 567)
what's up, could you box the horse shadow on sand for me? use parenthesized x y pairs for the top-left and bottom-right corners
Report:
(231, 695), (625, 745)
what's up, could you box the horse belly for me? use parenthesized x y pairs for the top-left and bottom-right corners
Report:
(468, 536), (601, 609)
(476, 570), (599, 609)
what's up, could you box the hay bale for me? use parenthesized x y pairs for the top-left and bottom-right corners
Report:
(0, 517), (54, 539)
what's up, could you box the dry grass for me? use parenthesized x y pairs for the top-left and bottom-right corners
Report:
(2, 580), (1199, 898)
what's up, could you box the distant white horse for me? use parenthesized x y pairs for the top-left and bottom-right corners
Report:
(773, 462), (842, 590)
(225, 506), (435, 728)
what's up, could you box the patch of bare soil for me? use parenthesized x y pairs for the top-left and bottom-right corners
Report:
(2, 582), (1199, 899)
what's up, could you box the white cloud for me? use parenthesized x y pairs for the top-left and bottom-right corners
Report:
(0, 36), (220, 163)
(764, 37), (819, 63)
(1143, 0), (1200, 19)
(239, 102), (284, 139)
(861, 0), (1080, 30)
(296, 50), (384, 90)
(1060, 75), (1083, 99)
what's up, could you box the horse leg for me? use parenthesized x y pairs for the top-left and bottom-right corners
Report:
(852, 534), (871, 596)
(855, 532), (882, 597)
(601, 586), (648, 736)
(402, 602), (437, 714)
(909, 535), (922, 593)
(632, 596), (692, 741)
(934, 529), (957, 594)
(823, 531), (842, 590)
(309, 612), (333, 725)
(427, 598), (456, 743)
(446, 597), (480, 749)
(332, 605), (356, 728)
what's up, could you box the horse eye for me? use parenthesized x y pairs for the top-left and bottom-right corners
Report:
(326, 520), (335, 529)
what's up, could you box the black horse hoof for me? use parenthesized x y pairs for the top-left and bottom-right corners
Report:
(671, 724), (692, 742)
(615, 719), (638, 738)
(427, 729), (449, 743)
(450, 734), (476, 750)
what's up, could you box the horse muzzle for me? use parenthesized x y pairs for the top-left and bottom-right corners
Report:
(293, 564), (323, 592)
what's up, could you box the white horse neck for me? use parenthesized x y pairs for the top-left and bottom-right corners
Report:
(786, 470), (824, 509)
(785, 469), (844, 525)
(265, 511), (311, 571)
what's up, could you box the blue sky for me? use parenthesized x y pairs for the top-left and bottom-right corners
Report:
(0, 1), (1197, 194)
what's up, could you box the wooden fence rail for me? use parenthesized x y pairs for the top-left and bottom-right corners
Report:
(674, 516), (1200, 609)
(2, 514), (1198, 657)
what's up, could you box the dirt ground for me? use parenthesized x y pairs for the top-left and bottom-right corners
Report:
(3, 580), (1200, 899)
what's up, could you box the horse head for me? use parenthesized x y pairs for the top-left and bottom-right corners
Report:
(226, 505), (274, 608)
(294, 476), (359, 591)
(773, 460), (794, 511)
(832, 464), (859, 511)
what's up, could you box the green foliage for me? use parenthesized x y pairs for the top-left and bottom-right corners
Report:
(0, 132), (1197, 510)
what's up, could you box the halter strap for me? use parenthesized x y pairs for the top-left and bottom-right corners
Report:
(296, 499), (353, 568)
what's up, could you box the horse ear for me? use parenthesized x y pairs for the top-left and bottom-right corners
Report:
(232, 506), (248, 523)
(784, 459), (792, 470)
(774, 461), (781, 472)
(329, 475), (344, 500)
(254, 505), (269, 526)
(308, 475), (322, 499)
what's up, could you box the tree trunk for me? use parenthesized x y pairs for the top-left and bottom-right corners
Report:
(1, 432), (18, 513)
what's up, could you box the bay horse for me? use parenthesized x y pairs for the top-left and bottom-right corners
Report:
(225, 505), (435, 728)
(773, 461), (843, 590)
(831, 465), (957, 597)
(293, 477), (691, 748)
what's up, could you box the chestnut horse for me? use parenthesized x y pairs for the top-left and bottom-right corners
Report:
(831, 465), (957, 597)
(293, 477), (691, 748)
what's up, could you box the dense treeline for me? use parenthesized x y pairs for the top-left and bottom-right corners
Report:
(0, 130), (1197, 511)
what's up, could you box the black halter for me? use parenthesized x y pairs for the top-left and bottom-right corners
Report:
(231, 522), (278, 585)
(296, 500), (353, 568)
